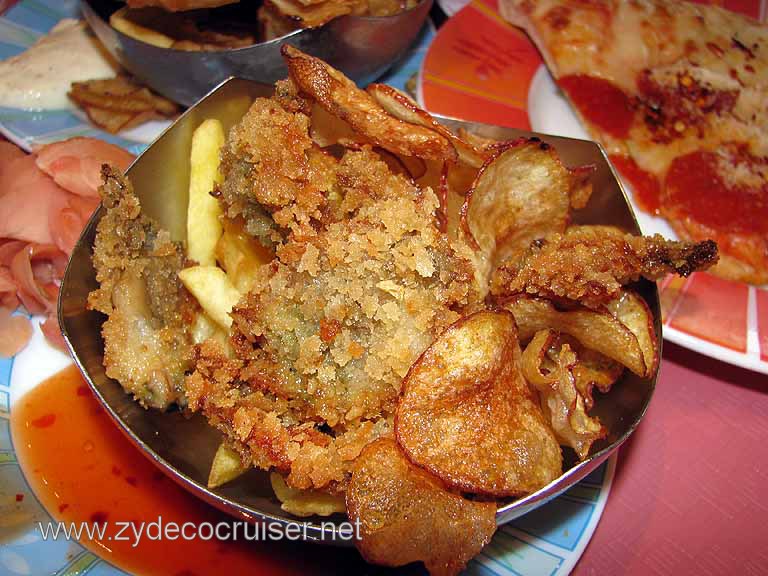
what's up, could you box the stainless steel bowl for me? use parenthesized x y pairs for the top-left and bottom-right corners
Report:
(81, 0), (433, 106)
(59, 77), (660, 543)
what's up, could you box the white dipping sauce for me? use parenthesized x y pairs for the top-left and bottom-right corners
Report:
(0, 19), (120, 110)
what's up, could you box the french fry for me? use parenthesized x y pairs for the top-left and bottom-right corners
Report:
(269, 473), (345, 517)
(187, 119), (226, 266)
(208, 442), (248, 488)
(215, 218), (273, 293)
(178, 266), (240, 328)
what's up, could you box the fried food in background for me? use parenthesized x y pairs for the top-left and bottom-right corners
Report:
(114, 0), (419, 49)
(126, 0), (239, 10)
(90, 46), (720, 576)
(69, 76), (179, 134)
(110, 6), (255, 50)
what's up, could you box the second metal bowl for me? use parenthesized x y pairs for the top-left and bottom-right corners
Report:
(81, 0), (433, 106)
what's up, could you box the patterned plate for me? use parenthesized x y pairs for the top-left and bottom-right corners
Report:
(420, 0), (768, 375)
(0, 3), (615, 575)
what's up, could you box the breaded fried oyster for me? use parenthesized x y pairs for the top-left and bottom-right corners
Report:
(88, 167), (195, 410)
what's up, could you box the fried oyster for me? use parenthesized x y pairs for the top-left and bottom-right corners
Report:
(88, 166), (195, 409)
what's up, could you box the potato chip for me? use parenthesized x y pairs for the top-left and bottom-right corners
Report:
(502, 296), (648, 377)
(603, 290), (658, 377)
(346, 439), (497, 576)
(396, 311), (562, 497)
(308, 102), (365, 148)
(367, 83), (487, 168)
(522, 330), (606, 460)
(69, 77), (179, 134)
(208, 442), (248, 488)
(69, 78), (154, 113)
(565, 339), (624, 410)
(282, 46), (456, 162)
(461, 139), (594, 279)
(455, 127), (498, 151)
(270, 472), (345, 517)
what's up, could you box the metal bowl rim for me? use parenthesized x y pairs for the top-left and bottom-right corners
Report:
(82, 0), (432, 54)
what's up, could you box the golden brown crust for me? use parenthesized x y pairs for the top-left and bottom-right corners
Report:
(88, 166), (194, 409)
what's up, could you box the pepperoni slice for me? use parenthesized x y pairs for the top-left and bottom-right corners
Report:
(664, 150), (768, 235)
(559, 75), (635, 139)
(609, 155), (661, 214)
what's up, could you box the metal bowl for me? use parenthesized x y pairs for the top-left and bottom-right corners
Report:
(59, 77), (660, 543)
(80, 0), (433, 107)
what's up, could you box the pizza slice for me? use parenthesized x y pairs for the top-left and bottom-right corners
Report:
(500, 0), (768, 284)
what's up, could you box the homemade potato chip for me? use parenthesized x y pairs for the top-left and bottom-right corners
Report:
(187, 118), (225, 266)
(308, 102), (365, 148)
(395, 311), (562, 497)
(367, 83), (487, 168)
(522, 330), (606, 460)
(282, 45), (456, 162)
(270, 472), (345, 517)
(502, 296), (647, 377)
(566, 339), (624, 410)
(461, 139), (594, 280)
(604, 290), (658, 378)
(346, 439), (497, 576)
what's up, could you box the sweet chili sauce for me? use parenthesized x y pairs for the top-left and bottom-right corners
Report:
(10, 365), (366, 576)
